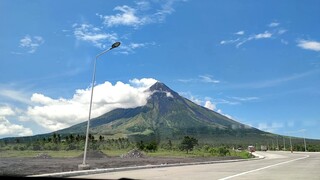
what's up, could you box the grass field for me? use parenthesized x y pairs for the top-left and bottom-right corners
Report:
(146, 149), (252, 159)
(0, 150), (83, 158)
(0, 149), (252, 160)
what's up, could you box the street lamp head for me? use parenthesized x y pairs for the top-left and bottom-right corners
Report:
(111, 42), (121, 49)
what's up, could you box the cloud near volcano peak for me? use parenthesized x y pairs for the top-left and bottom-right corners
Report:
(27, 78), (157, 131)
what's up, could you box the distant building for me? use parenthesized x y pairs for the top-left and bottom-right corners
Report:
(261, 145), (268, 151)
(248, 145), (256, 152)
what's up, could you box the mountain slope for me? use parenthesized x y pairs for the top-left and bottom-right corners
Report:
(56, 82), (270, 144)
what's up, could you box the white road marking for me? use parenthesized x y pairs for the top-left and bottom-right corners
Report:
(219, 155), (309, 180)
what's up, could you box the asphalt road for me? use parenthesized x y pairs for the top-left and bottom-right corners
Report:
(71, 151), (320, 180)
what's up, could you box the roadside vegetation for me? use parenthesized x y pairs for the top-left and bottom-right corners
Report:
(1, 133), (319, 159)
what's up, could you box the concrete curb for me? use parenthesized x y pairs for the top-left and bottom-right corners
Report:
(29, 153), (265, 178)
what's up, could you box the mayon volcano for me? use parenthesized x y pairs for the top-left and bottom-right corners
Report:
(55, 81), (273, 144)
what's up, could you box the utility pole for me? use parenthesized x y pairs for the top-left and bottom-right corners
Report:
(303, 135), (307, 152)
(290, 136), (293, 153)
(283, 136), (286, 151)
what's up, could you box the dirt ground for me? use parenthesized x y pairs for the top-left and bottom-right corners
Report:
(0, 150), (241, 177)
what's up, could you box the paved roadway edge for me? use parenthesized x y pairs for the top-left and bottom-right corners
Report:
(28, 152), (265, 178)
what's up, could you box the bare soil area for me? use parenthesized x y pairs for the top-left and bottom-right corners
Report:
(0, 150), (242, 177)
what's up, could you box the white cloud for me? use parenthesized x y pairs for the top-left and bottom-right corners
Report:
(0, 88), (32, 105)
(100, 1), (182, 28)
(204, 100), (216, 111)
(73, 1), (183, 51)
(179, 92), (236, 119)
(177, 79), (194, 83)
(129, 43), (146, 49)
(220, 21), (291, 48)
(178, 75), (220, 84)
(278, 29), (287, 35)
(165, 92), (174, 98)
(152, 0), (176, 22)
(220, 38), (240, 45)
(0, 106), (15, 116)
(0, 106), (33, 137)
(190, 97), (202, 105)
(253, 31), (272, 39)
(199, 75), (220, 83)
(118, 42), (156, 54)
(179, 92), (202, 105)
(19, 35), (44, 53)
(221, 20), (288, 48)
(26, 78), (157, 131)
(102, 5), (150, 28)
(0, 117), (33, 137)
(216, 109), (233, 120)
(268, 22), (280, 27)
(214, 98), (239, 105)
(31, 93), (55, 105)
(73, 23), (118, 49)
(230, 96), (259, 101)
(297, 39), (320, 52)
(235, 31), (244, 35)
(136, 0), (151, 11)
(173, 92), (239, 122)
(222, 31), (273, 48)
(129, 78), (158, 89)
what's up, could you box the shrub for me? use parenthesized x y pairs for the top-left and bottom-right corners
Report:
(179, 136), (198, 154)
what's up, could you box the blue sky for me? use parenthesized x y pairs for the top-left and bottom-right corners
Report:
(0, 0), (320, 140)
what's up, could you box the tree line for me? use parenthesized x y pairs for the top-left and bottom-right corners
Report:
(0, 133), (132, 151)
(1, 134), (201, 154)
(1, 133), (319, 153)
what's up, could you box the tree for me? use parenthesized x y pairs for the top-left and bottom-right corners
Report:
(89, 133), (95, 142)
(216, 146), (230, 156)
(57, 134), (61, 143)
(52, 133), (61, 144)
(145, 141), (158, 152)
(136, 141), (145, 151)
(53, 133), (57, 143)
(75, 134), (81, 142)
(69, 134), (74, 143)
(162, 139), (173, 150)
(179, 136), (198, 154)
(99, 135), (104, 142)
(168, 139), (172, 150)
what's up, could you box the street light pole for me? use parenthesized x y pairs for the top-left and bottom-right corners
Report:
(303, 131), (307, 152)
(78, 42), (121, 170)
(289, 136), (293, 153)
